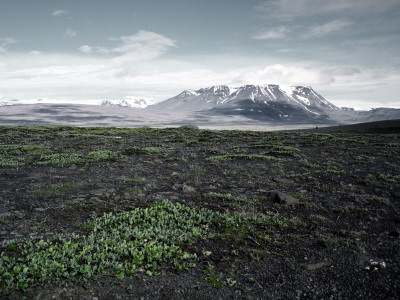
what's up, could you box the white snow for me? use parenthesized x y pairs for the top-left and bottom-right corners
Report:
(295, 95), (310, 105)
(266, 85), (277, 100)
(259, 86), (269, 98)
(180, 90), (199, 97)
(279, 85), (295, 97)
(228, 86), (240, 96)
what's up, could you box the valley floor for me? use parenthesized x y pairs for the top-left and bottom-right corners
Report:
(0, 125), (399, 299)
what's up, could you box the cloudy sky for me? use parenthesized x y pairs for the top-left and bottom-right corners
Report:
(1, 0), (399, 109)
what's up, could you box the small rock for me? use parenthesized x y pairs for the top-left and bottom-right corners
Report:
(182, 184), (196, 193)
(172, 183), (182, 191)
(365, 259), (386, 272)
(266, 190), (299, 205)
(153, 194), (164, 201)
(92, 189), (106, 196)
(272, 176), (293, 184)
(304, 262), (331, 271)
(171, 172), (179, 177)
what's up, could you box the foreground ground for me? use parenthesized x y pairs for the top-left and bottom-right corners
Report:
(0, 124), (399, 299)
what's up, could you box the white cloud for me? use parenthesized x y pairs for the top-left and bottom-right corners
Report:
(29, 50), (42, 56)
(64, 27), (76, 38)
(256, 0), (400, 18)
(52, 10), (68, 16)
(277, 48), (296, 53)
(252, 26), (290, 40)
(0, 37), (17, 52)
(78, 45), (93, 54)
(78, 45), (110, 54)
(232, 64), (334, 86)
(80, 30), (176, 63)
(112, 31), (176, 55)
(305, 20), (352, 38)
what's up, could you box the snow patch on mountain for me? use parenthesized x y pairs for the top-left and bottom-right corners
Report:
(279, 85), (295, 97)
(295, 95), (310, 106)
(101, 97), (155, 108)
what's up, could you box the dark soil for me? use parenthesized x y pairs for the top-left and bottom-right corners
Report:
(0, 125), (399, 299)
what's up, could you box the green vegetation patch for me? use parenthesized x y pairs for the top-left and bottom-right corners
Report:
(125, 146), (169, 155)
(0, 199), (290, 294)
(0, 155), (24, 167)
(252, 144), (302, 157)
(28, 182), (77, 196)
(35, 150), (123, 167)
(207, 154), (285, 163)
(0, 144), (51, 167)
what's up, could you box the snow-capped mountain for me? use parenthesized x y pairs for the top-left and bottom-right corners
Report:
(150, 84), (340, 122)
(152, 85), (338, 111)
(101, 97), (155, 108)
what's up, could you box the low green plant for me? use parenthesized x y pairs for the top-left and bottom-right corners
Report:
(0, 155), (24, 167)
(199, 264), (237, 288)
(225, 278), (237, 287)
(199, 264), (223, 288)
(0, 199), (290, 294)
(0, 144), (53, 167)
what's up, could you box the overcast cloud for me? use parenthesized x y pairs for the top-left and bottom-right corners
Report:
(0, 0), (399, 109)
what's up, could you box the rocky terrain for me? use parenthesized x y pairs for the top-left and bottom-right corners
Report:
(0, 123), (399, 299)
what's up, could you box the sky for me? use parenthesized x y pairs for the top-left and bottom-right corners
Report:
(0, 0), (400, 110)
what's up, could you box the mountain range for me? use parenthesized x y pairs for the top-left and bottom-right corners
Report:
(1, 84), (399, 125)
